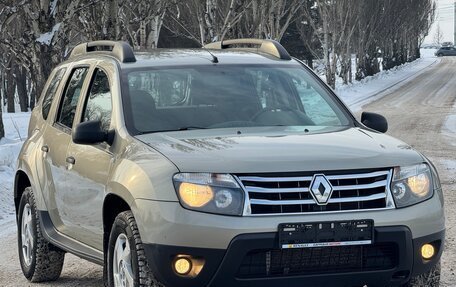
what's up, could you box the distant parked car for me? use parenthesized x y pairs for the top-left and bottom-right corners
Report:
(421, 43), (440, 49)
(435, 46), (456, 57)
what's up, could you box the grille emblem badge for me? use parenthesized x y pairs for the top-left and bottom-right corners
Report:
(310, 174), (333, 205)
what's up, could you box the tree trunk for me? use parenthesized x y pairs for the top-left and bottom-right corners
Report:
(16, 66), (29, 112)
(0, 71), (4, 139)
(0, 111), (4, 139)
(6, 67), (15, 113)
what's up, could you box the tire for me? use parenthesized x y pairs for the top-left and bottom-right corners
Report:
(403, 261), (441, 287)
(437, 53), (443, 57)
(17, 187), (65, 282)
(107, 211), (163, 287)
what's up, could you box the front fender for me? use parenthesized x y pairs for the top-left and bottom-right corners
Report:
(110, 140), (180, 201)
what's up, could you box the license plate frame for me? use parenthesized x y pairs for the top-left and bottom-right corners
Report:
(279, 220), (374, 249)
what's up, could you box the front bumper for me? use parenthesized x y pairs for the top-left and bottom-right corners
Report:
(144, 228), (444, 287)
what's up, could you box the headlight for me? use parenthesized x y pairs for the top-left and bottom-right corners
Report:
(173, 173), (244, 216)
(391, 163), (433, 208)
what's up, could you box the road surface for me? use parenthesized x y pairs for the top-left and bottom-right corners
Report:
(0, 57), (455, 286)
(360, 56), (456, 287)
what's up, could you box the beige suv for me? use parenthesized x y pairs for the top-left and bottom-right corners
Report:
(15, 40), (444, 287)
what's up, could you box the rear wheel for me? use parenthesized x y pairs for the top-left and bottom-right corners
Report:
(107, 211), (163, 287)
(437, 53), (444, 57)
(17, 187), (65, 282)
(403, 261), (440, 287)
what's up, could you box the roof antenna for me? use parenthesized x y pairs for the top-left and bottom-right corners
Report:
(168, 14), (219, 63)
(201, 45), (219, 63)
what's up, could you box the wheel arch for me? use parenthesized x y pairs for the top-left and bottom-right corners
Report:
(14, 170), (32, 214)
(102, 193), (132, 252)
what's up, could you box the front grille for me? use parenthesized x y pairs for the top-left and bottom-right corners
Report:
(237, 243), (398, 278)
(237, 169), (393, 215)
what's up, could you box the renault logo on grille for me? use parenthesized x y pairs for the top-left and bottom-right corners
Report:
(309, 174), (334, 205)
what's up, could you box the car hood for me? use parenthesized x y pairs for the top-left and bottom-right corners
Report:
(135, 126), (424, 173)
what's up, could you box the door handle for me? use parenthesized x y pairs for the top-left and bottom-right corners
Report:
(41, 145), (49, 152)
(66, 156), (76, 165)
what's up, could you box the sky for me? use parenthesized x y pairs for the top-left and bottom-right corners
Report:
(424, 0), (455, 44)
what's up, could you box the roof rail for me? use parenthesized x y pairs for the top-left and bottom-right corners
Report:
(204, 38), (291, 60)
(69, 41), (136, 63)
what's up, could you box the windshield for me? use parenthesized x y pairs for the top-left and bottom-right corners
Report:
(122, 64), (352, 134)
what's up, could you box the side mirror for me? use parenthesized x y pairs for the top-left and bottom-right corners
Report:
(72, 120), (114, 145)
(361, 112), (388, 133)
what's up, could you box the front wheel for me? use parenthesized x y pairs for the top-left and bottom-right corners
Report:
(17, 187), (65, 282)
(403, 261), (440, 287)
(107, 211), (163, 287)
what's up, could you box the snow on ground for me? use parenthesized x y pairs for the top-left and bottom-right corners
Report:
(336, 49), (440, 112)
(0, 112), (30, 225)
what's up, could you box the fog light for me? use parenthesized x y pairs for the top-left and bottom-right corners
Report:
(421, 244), (435, 259)
(174, 257), (192, 275)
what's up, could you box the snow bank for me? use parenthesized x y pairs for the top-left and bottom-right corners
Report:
(0, 113), (30, 224)
(336, 49), (440, 112)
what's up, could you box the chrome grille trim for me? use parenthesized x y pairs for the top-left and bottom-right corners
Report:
(245, 186), (310, 193)
(239, 176), (313, 182)
(249, 193), (386, 206)
(238, 170), (390, 183)
(236, 169), (395, 216)
(332, 180), (388, 191)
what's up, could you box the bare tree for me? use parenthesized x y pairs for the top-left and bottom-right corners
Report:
(434, 23), (443, 45)
(168, 0), (251, 45)
(118, 0), (169, 49)
(0, 0), (439, 140)
(0, 0), (85, 104)
(238, 0), (302, 41)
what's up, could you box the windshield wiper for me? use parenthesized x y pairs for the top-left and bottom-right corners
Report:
(137, 127), (207, 135)
(178, 126), (207, 131)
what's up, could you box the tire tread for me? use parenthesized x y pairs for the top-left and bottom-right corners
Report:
(19, 187), (65, 282)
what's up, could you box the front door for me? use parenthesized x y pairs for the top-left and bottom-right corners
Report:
(46, 66), (91, 236)
(62, 67), (114, 249)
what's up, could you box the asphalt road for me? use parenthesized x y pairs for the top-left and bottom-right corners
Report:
(0, 57), (455, 287)
(360, 56), (456, 286)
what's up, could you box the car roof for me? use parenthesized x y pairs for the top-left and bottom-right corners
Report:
(62, 40), (301, 69)
(122, 49), (299, 69)
(62, 49), (300, 69)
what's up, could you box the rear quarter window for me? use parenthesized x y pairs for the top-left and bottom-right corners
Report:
(42, 68), (67, 120)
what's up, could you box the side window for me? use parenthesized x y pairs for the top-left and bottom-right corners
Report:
(83, 69), (112, 131)
(42, 68), (66, 120)
(57, 67), (89, 129)
(291, 78), (342, 126)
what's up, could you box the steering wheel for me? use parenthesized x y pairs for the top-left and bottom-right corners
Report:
(250, 106), (295, 121)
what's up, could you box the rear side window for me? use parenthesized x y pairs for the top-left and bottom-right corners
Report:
(42, 68), (66, 120)
(82, 69), (112, 131)
(57, 67), (89, 129)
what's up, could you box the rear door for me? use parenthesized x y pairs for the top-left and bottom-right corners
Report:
(36, 67), (67, 205)
(62, 67), (115, 249)
(42, 65), (91, 234)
